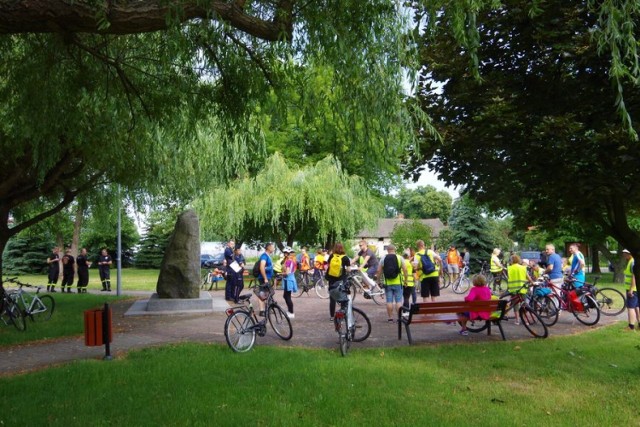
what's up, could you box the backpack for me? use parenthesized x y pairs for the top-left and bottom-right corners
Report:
(420, 251), (436, 275)
(383, 254), (401, 280)
(327, 254), (345, 278)
(252, 257), (263, 277)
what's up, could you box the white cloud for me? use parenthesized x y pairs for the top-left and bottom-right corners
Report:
(406, 169), (459, 199)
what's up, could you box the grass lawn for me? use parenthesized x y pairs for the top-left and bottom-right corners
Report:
(0, 324), (638, 426)
(0, 294), (129, 346)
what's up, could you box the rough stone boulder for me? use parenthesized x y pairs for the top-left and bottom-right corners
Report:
(156, 209), (200, 299)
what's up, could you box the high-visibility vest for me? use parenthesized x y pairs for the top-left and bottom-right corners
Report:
(625, 258), (635, 292)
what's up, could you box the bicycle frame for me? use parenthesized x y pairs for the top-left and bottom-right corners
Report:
(347, 269), (384, 298)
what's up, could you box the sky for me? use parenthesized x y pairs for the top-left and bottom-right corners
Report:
(405, 168), (459, 199)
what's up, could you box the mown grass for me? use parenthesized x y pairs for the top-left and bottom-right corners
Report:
(0, 324), (638, 426)
(0, 294), (128, 346)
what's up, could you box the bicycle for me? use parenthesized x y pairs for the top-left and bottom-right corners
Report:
(223, 285), (293, 353)
(4, 277), (55, 321)
(201, 269), (224, 291)
(580, 276), (625, 317)
(329, 281), (371, 356)
(0, 282), (26, 331)
(439, 265), (471, 294)
(531, 275), (600, 327)
(345, 268), (385, 305)
(293, 269), (330, 299)
(468, 283), (548, 338)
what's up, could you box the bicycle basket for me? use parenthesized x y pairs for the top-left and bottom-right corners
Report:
(329, 282), (349, 302)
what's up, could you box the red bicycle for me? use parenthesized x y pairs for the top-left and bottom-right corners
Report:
(531, 275), (600, 327)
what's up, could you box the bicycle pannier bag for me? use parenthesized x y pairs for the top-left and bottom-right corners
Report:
(383, 254), (401, 279)
(327, 254), (345, 278)
(420, 252), (436, 275)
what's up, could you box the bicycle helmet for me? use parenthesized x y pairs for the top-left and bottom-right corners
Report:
(283, 246), (293, 254)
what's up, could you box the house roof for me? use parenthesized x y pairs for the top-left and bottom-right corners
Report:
(357, 218), (446, 239)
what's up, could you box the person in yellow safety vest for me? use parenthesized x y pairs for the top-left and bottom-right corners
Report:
(377, 244), (408, 323)
(490, 248), (505, 293)
(507, 254), (533, 325)
(413, 240), (442, 302)
(622, 249), (638, 330)
(313, 247), (326, 284)
(402, 249), (417, 308)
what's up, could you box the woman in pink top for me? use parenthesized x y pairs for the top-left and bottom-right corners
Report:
(457, 275), (492, 335)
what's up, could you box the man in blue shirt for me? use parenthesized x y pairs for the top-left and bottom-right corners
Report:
(568, 243), (586, 286)
(544, 244), (564, 290)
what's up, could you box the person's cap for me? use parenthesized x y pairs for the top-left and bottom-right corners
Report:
(387, 244), (396, 251)
(283, 246), (293, 253)
(623, 249), (631, 254)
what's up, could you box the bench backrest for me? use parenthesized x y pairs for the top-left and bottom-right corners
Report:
(409, 299), (506, 316)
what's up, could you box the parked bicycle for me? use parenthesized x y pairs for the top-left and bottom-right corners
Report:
(223, 286), (293, 353)
(439, 265), (471, 294)
(4, 277), (55, 321)
(294, 269), (330, 299)
(476, 261), (507, 293)
(468, 283), (548, 338)
(329, 281), (371, 356)
(530, 275), (600, 327)
(580, 276), (625, 317)
(0, 282), (26, 331)
(345, 268), (385, 305)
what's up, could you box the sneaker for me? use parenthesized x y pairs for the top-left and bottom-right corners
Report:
(287, 312), (295, 319)
(514, 320), (520, 325)
(329, 317), (334, 322)
(401, 312), (410, 318)
(459, 330), (469, 336)
(387, 318), (395, 323)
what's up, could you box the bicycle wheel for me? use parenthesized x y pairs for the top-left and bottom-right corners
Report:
(348, 281), (358, 303)
(6, 300), (27, 331)
(31, 295), (55, 321)
(224, 311), (256, 353)
(594, 287), (626, 316)
(466, 319), (489, 333)
(370, 288), (385, 306)
(293, 285), (306, 298)
(350, 307), (371, 342)
(335, 316), (349, 356)
(452, 277), (471, 294)
(519, 306), (548, 338)
(439, 275), (450, 290)
(573, 295), (601, 326)
(268, 304), (293, 340)
(531, 295), (559, 327)
(314, 277), (330, 299)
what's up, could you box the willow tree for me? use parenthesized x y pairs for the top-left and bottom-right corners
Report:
(197, 153), (382, 249)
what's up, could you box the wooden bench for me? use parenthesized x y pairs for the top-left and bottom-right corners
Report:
(397, 299), (508, 345)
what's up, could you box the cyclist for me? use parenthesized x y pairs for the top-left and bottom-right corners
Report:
(544, 244), (564, 290)
(282, 248), (297, 319)
(489, 248), (505, 292)
(299, 247), (312, 287)
(507, 254), (533, 325)
(352, 240), (379, 281)
(622, 249), (638, 330)
(313, 247), (326, 284)
(413, 240), (442, 302)
(377, 244), (407, 323)
(402, 249), (417, 308)
(457, 274), (492, 336)
(255, 243), (275, 317)
(446, 245), (461, 284)
(326, 242), (350, 322)
(568, 244), (586, 285)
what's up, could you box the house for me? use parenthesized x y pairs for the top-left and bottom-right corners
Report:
(356, 217), (447, 256)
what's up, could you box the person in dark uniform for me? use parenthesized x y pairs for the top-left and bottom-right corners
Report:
(76, 248), (91, 293)
(98, 248), (113, 292)
(61, 248), (75, 293)
(46, 247), (61, 292)
(233, 246), (246, 303)
(223, 240), (236, 302)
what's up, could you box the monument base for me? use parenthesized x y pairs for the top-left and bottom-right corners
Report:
(125, 291), (230, 316)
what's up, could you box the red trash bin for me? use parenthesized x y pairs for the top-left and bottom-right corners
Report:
(84, 306), (112, 347)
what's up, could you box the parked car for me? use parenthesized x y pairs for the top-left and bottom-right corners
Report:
(201, 253), (225, 269)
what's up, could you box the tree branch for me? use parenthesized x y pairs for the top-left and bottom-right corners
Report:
(0, 1), (295, 41)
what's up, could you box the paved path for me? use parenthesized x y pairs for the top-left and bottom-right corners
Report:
(0, 289), (623, 376)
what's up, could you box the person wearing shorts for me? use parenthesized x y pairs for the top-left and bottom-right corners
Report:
(377, 244), (407, 323)
(413, 240), (442, 302)
(622, 249), (638, 330)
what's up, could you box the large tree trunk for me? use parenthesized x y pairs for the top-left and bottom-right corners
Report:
(591, 246), (601, 274)
(71, 204), (84, 259)
(0, 0), (294, 41)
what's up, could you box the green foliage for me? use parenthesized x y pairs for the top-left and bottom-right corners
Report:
(81, 211), (139, 265)
(135, 211), (177, 269)
(2, 235), (52, 275)
(390, 185), (452, 222)
(447, 196), (498, 262)
(412, 0), (640, 255)
(389, 220), (433, 253)
(196, 153), (382, 248)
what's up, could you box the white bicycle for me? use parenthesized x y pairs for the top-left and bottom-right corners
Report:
(346, 268), (385, 305)
(329, 281), (371, 356)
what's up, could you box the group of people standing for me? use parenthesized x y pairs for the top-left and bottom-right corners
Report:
(46, 247), (112, 293)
